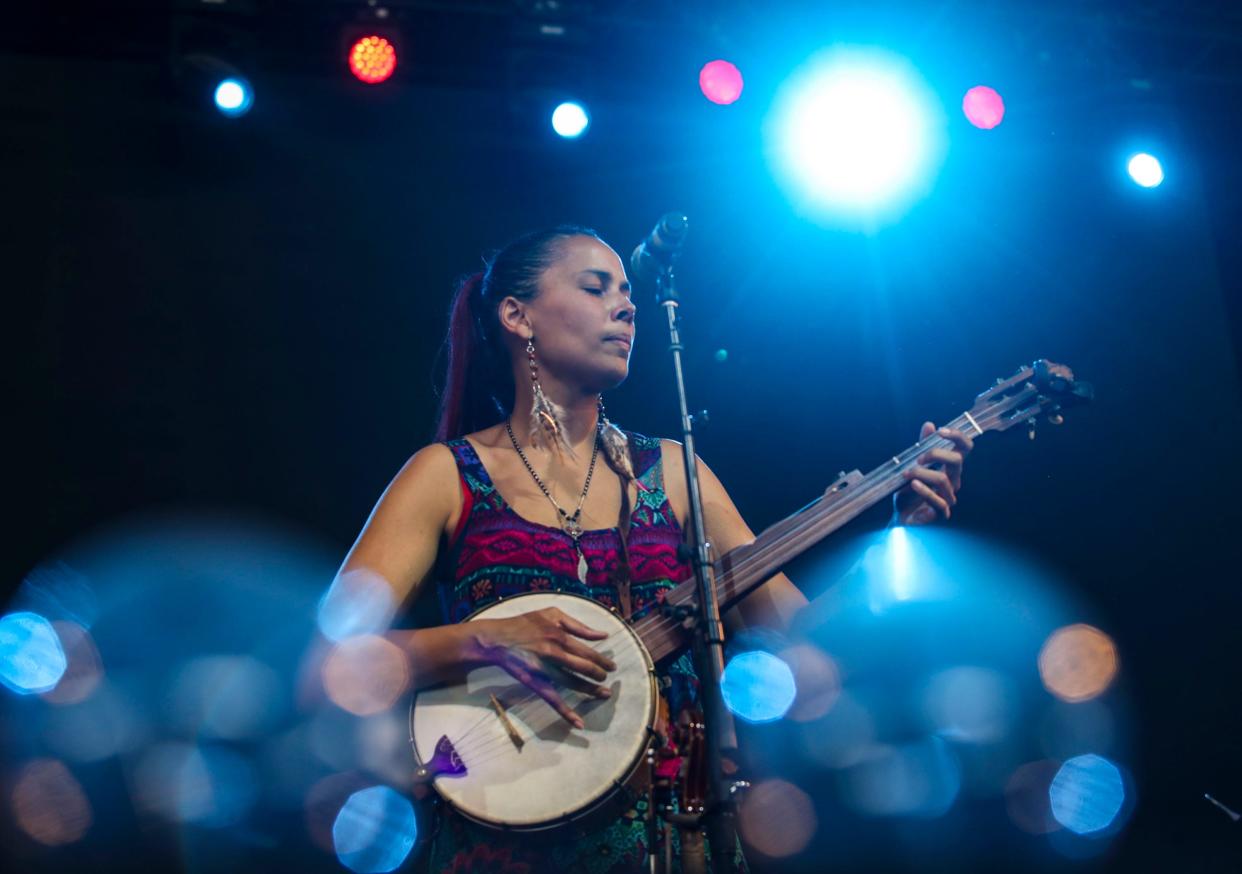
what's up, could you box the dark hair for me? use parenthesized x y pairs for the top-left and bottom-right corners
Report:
(434, 224), (639, 601)
(434, 224), (601, 442)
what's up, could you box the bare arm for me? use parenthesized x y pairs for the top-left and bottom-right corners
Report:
(659, 441), (809, 635)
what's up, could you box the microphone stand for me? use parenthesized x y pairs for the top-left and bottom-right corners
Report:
(651, 259), (745, 874)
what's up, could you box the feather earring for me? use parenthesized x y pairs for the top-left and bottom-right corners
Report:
(598, 399), (649, 492)
(526, 338), (576, 458)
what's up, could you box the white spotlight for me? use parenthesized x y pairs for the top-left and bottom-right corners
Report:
(551, 101), (590, 139)
(766, 47), (946, 225)
(1127, 153), (1164, 188)
(214, 78), (253, 117)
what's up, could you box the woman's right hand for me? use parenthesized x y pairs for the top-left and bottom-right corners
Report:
(470, 607), (617, 729)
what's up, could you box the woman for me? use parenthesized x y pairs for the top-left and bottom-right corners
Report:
(338, 226), (972, 872)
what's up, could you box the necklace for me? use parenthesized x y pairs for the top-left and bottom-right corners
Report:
(506, 420), (600, 584)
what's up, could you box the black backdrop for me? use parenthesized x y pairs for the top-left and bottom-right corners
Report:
(5, 4), (1242, 872)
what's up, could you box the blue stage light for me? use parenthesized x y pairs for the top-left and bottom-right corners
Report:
(1049, 753), (1126, 834)
(1127, 153), (1164, 188)
(214, 78), (253, 117)
(551, 101), (590, 138)
(0, 611), (67, 695)
(333, 785), (417, 873)
(766, 47), (946, 225)
(722, 650), (797, 723)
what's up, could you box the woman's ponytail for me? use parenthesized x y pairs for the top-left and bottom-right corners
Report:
(434, 271), (487, 442)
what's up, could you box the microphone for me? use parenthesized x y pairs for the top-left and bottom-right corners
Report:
(629, 213), (689, 286)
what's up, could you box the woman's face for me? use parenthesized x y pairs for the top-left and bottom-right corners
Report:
(518, 235), (636, 392)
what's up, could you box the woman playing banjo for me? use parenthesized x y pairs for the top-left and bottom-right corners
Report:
(338, 226), (973, 872)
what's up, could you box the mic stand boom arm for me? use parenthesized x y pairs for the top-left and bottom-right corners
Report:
(653, 261), (744, 874)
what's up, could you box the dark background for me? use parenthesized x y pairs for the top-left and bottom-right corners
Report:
(4, 1), (1241, 871)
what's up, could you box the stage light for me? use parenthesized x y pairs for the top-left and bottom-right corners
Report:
(213, 77), (253, 117)
(349, 35), (398, 85)
(962, 85), (1005, 129)
(552, 101), (590, 138)
(766, 47), (946, 225)
(1049, 753), (1126, 834)
(721, 650), (797, 723)
(700, 59), (744, 105)
(333, 786), (417, 873)
(1127, 152), (1164, 187)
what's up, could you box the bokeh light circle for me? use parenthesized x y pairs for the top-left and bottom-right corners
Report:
(699, 59), (744, 105)
(1004, 759), (1062, 835)
(781, 643), (841, 722)
(1049, 753), (1126, 834)
(1038, 623), (1118, 702)
(0, 611), (67, 694)
(11, 758), (93, 846)
(322, 635), (410, 716)
(738, 779), (817, 858)
(318, 569), (397, 642)
(721, 650), (797, 723)
(962, 85), (1005, 129)
(332, 785), (417, 873)
(40, 621), (102, 705)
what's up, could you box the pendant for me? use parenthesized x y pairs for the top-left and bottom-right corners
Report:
(576, 546), (589, 584)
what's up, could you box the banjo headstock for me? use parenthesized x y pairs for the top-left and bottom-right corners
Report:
(966, 360), (1093, 437)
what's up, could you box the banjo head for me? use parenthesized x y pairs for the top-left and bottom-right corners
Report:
(410, 592), (657, 831)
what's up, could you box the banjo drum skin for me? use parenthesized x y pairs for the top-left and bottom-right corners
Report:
(409, 592), (658, 831)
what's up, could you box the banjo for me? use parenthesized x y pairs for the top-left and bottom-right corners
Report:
(408, 360), (1091, 830)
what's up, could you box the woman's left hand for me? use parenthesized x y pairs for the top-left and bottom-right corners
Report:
(893, 422), (974, 526)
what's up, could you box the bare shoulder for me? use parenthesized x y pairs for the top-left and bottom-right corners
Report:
(658, 437), (728, 525)
(398, 441), (458, 486)
(382, 442), (461, 523)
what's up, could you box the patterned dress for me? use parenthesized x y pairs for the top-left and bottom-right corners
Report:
(423, 432), (712, 874)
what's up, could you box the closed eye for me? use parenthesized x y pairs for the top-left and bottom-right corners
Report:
(582, 287), (604, 295)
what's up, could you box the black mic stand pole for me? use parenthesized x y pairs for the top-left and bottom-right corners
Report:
(653, 258), (745, 874)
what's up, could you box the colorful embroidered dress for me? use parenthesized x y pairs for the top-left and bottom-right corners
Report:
(424, 432), (703, 874)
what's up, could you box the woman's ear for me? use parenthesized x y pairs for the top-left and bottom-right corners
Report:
(497, 296), (532, 340)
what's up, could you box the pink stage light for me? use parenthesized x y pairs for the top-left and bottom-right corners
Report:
(962, 85), (1005, 129)
(700, 60), (744, 105)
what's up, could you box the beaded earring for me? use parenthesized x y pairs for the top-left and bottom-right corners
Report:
(526, 337), (575, 457)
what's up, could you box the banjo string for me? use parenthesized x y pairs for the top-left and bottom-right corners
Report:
(444, 643), (654, 763)
(422, 624), (642, 754)
(426, 628), (657, 764)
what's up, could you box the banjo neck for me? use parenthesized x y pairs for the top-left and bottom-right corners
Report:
(631, 359), (1091, 665)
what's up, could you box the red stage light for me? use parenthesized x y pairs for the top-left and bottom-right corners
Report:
(699, 60), (744, 105)
(962, 85), (1005, 129)
(349, 35), (397, 85)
